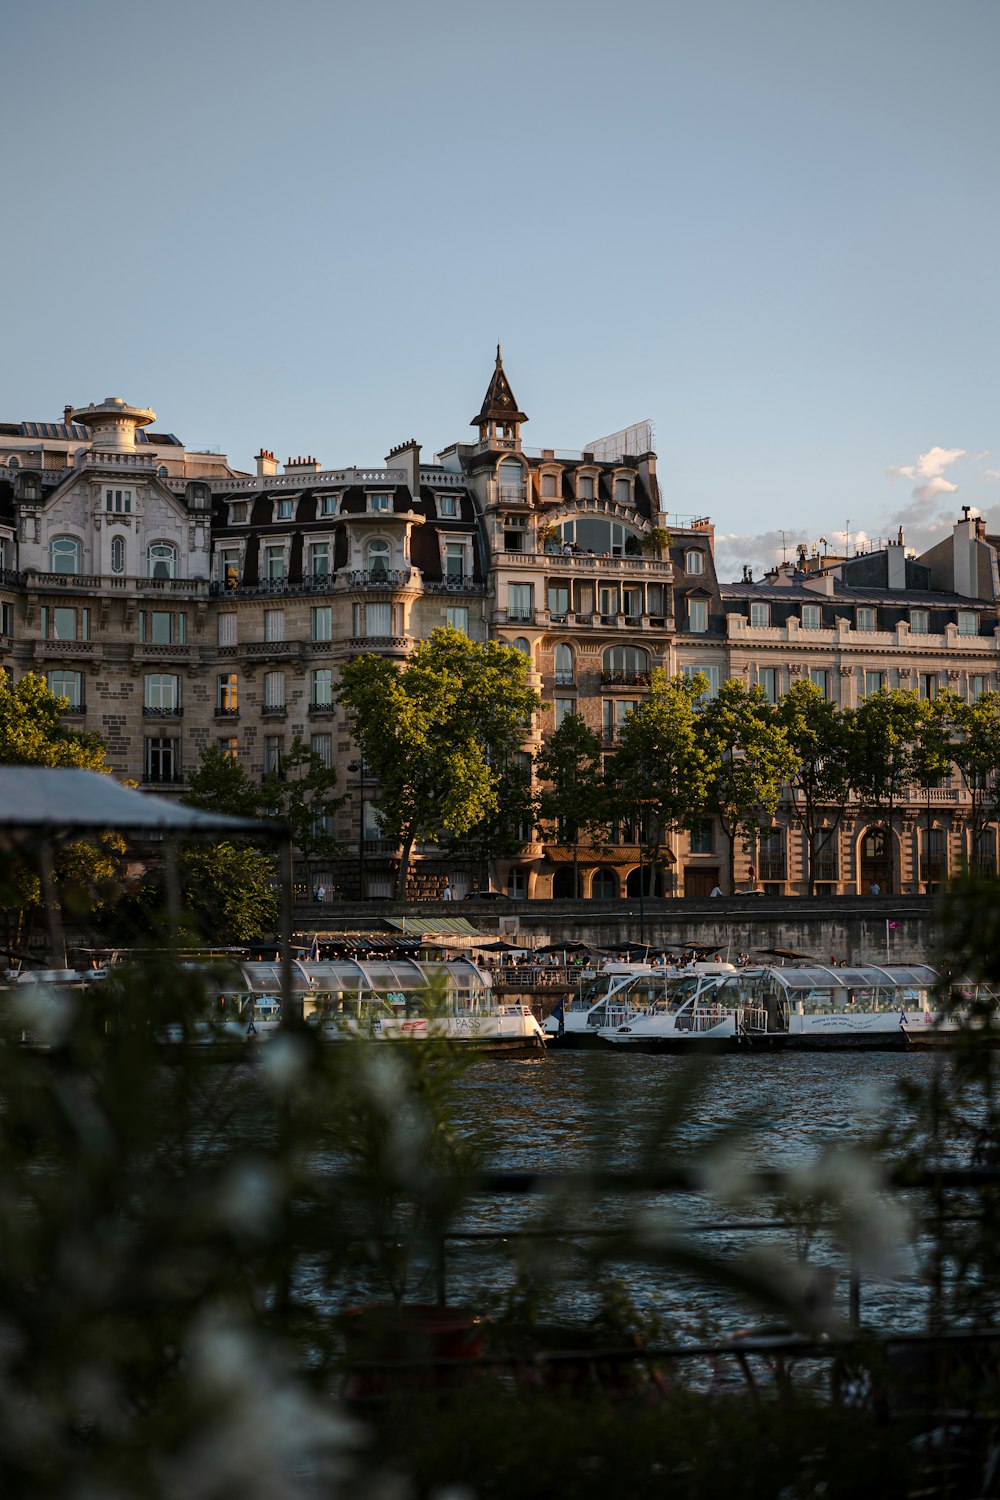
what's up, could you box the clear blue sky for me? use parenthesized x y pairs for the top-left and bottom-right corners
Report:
(3, 0), (997, 579)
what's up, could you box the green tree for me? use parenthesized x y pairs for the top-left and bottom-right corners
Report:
(337, 627), (541, 898)
(699, 679), (800, 891)
(775, 680), (853, 896)
(261, 737), (346, 891)
(178, 840), (279, 943)
(183, 742), (269, 819)
(942, 689), (1000, 870)
(607, 671), (710, 896)
(536, 714), (608, 898)
(0, 671), (106, 768)
(446, 751), (536, 893)
(848, 689), (928, 894)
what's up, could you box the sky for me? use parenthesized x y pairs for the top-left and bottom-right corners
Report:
(2, 0), (997, 581)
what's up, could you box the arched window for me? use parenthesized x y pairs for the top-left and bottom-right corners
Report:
(555, 644), (574, 684)
(111, 535), (125, 575)
(366, 539), (390, 578)
(157, 465), (168, 479)
(49, 536), (81, 575)
(498, 459), (525, 502)
(6, 456), (19, 470)
(557, 517), (641, 557)
(147, 542), (177, 579)
(511, 637), (531, 657)
(685, 550), (704, 575)
(591, 869), (620, 900)
(603, 645), (649, 683)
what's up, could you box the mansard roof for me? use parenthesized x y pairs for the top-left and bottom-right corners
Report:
(470, 345), (528, 427)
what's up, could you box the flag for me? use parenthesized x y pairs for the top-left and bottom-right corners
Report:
(886, 920), (900, 932)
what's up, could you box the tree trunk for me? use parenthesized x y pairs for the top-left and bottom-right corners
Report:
(396, 833), (415, 900)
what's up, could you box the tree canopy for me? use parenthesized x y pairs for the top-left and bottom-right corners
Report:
(0, 672), (106, 769)
(337, 628), (541, 897)
(536, 713), (607, 898)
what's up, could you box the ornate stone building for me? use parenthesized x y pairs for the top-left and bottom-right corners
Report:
(1, 362), (998, 898)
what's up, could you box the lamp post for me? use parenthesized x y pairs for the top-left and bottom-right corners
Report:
(347, 759), (367, 899)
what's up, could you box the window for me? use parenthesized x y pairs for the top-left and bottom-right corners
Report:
(614, 477), (631, 503)
(264, 545), (285, 582)
(264, 609), (285, 642)
(231, 501), (248, 524)
(444, 543), (465, 581)
(682, 664), (720, 700)
(369, 492), (390, 512)
(318, 495), (337, 517)
(42, 606), (88, 642)
(540, 473), (557, 498)
(556, 517), (641, 557)
(801, 604), (822, 630)
(623, 587), (643, 621)
(365, 601), (392, 637)
(958, 610), (978, 636)
(311, 733), (333, 768)
(312, 607), (332, 642)
(508, 584), (532, 621)
(499, 461), (524, 502)
(367, 540), (389, 579)
(263, 671), (285, 709)
(47, 670), (82, 710)
(144, 673), (180, 713)
(602, 699), (637, 743)
(219, 738), (239, 760)
(511, 637), (531, 656)
(750, 601), (770, 627)
(49, 536), (81, 575)
(863, 670), (884, 698)
(757, 827), (787, 882)
(548, 584), (570, 618)
(577, 475), (594, 500)
(918, 673), (937, 701)
(218, 547), (241, 589)
(685, 551), (704, 576)
(759, 667), (778, 703)
(309, 541), (330, 579)
(921, 827), (947, 883)
(555, 644), (574, 684)
(910, 609), (929, 634)
(504, 528), (526, 553)
(139, 611), (185, 645)
(554, 697), (576, 727)
(218, 613), (237, 647)
(970, 675), (988, 701)
(263, 737), (283, 776)
(856, 607), (877, 631)
(111, 535), (125, 575)
(147, 543), (177, 580)
(438, 493), (458, 517)
(688, 820), (714, 855)
(814, 836), (838, 883)
(276, 498), (294, 520)
(446, 606), (469, 634)
(975, 828), (997, 877)
(217, 674), (239, 714)
(104, 488), (132, 514)
(598, 586), (619, 620)
(809, 668), (828, 698)
(687, 598), (708, 633)
(144, 737), (177, 784)
(604, 645), (649, 681)
(311, 668), (334, 707)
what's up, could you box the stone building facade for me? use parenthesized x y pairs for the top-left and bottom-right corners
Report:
(1, 363), (998, 899)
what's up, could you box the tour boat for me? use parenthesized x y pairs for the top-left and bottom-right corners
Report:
(544, 961), (738, 1048)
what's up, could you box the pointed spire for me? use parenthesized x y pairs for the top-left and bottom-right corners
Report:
(471, 345), (528, 429)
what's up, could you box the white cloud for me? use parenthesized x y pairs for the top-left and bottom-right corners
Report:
(888, 445), (966, 484)
(913, 475), (958, 501)
(983, 468), (1000, 481)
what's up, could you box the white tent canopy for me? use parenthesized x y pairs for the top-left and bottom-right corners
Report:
(0, 768), (278, 837)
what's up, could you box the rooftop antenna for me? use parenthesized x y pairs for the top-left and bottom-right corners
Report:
(845, 519), (852, 557)
(779, 529), (789, 563)
(819, 535), (828, 556)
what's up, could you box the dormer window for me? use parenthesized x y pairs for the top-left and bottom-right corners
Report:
(856, 606), (877, 631)
(105, 488), (132, 514)
(231, 501), (248, 525)
(577, 475), (595, 500)
(958, 610), (979, 636)
(688, 598), (708, 633)
(910, 609), (929, 634)
(540, 472), (558, 498)
(147, 542), (177, 580)
(614, 477), (631, 504)
(750, 601), (770, 627)
(438, 493), (458, 518)
(370, 493), (391, 512)
(801, 604), (822, 629)
(498, 460), (524, 503)
(685, 550), (704, 576)
(50, 536), (81, 575)
(276, 498), (295, 520)
(318, 495), (337, 517)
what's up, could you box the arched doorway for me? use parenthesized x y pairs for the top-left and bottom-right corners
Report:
(591, 868), (620, 901)
(626, 867), (664, 898)
(552, 867), (581, 899)
(860, 827), (891, 894)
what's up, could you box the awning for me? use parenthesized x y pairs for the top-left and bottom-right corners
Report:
(384, 916), (483, 937)
(542, 845), (676, 866)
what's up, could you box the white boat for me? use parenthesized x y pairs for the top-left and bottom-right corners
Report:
(544, 962), (738, 1047)
(599, 964), (947, 1051)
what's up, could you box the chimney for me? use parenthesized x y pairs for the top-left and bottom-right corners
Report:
(64, 405), (73, 428)
(385, 438), (421, 498)
(284, 454), (322, 474)
(887, 527), (906, 589)
(255, 449), (279, 478)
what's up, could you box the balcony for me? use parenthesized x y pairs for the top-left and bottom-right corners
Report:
(345, 568), (412, 589)
(424, 575), (485, 593)
(142, 705), (183, 718)
(133, 643), (194, 663)
(308, 700), (337, 715)
(601, 670), (651, 687)
(209, 575), (335, 598)
(215, 706), (240, 720)
(141, 772), (185, 787)
(347, 635), (411, 651)
(244, 640), (303, 659)
(262, 704), (288, 718)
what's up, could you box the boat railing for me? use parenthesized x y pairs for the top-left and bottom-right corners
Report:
(740, 1005), (769, 1033)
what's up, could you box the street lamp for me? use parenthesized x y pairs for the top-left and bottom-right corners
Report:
(347, 759), (367, 899)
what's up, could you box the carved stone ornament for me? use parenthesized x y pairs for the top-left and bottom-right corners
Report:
(897, 666), (912, 679)
(947, 670), (960, 683)
(789, 663), (805, 676)
(839, 664), (853, 677)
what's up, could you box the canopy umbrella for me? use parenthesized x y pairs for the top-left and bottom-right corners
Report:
(476, 940), (524, 953)
(754, 946), (817, 963)
(535, 941), (593, 955)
